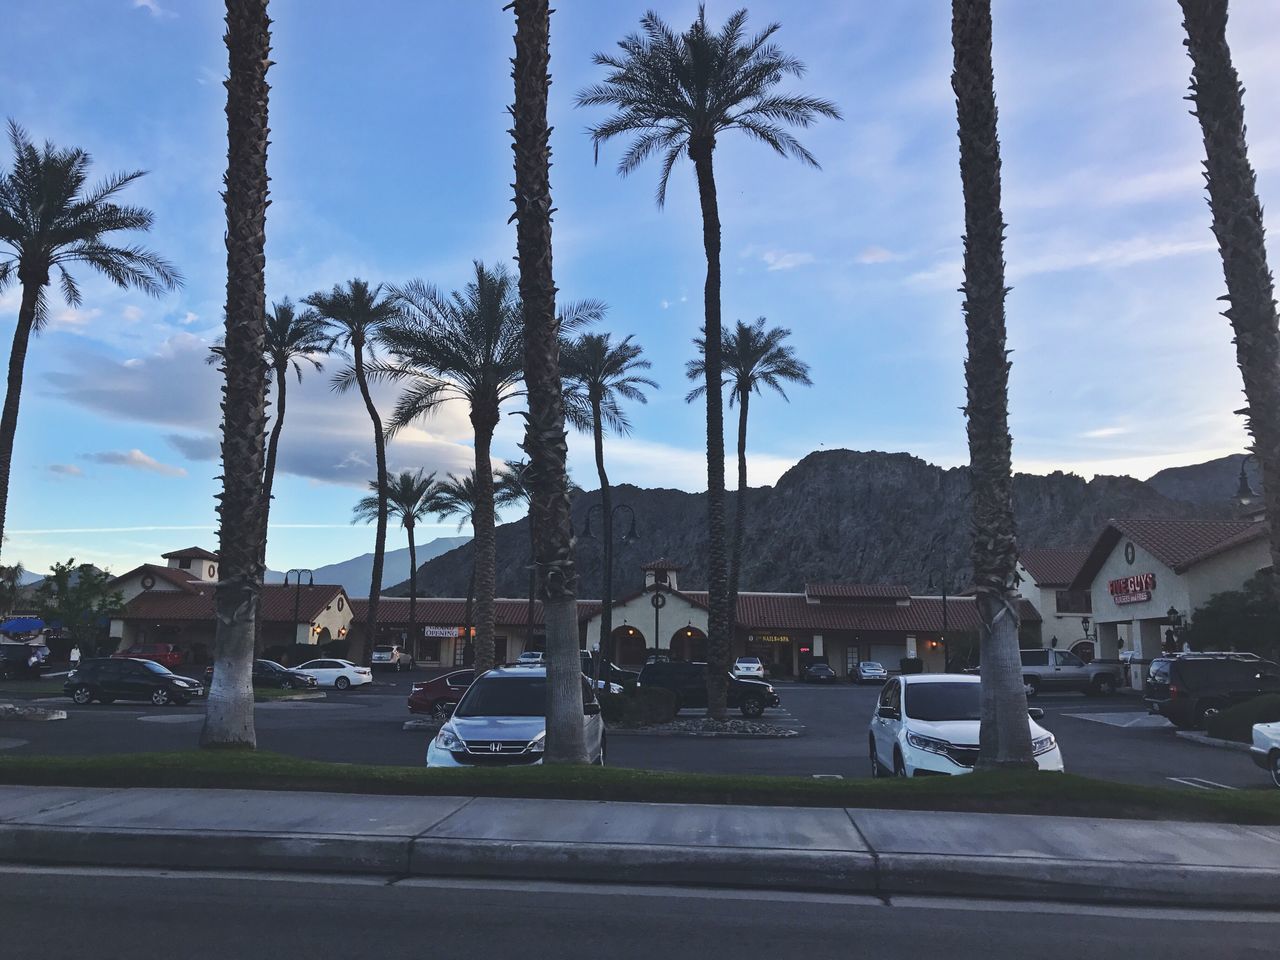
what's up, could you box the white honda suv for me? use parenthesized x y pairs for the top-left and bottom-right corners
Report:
(426, 665), (605, 767)
(868, 674), (1064, 777)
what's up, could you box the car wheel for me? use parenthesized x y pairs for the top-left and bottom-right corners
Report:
(71, 685), (94, 705)
(151, 688), (172, 706)
(334, 676), (351, 691)
(1024, 677), (1040, 698)
(1093, 675), (1117, 696)
(407, 659), (416, 672)
(893, 749), (908, 778)
(869, 735), (886, 778)
(1195, 700), (1223, 729)
(280, 679), (293, 690)
(740, 697), (765, 718)
(1270, 751), (1280, 789)
(431, 701), (452, 721)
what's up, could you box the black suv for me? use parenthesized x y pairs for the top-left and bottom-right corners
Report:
(581, 651), (640, 686)
(64, 657), (204, 706)
(637, 660), (780, 717)
(1144, 654), (1280, 729)
(204, 659), (318, 690)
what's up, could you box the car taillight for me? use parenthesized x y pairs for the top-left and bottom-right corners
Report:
(1169, 683), (1181, 700)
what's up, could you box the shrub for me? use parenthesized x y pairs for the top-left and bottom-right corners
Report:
(899, 657), (924, 675)
(622, 686), (678, 726)
(598, 690), (627, 723)
(1205, 694), (1280, 743)
(319, 637), (351, 660)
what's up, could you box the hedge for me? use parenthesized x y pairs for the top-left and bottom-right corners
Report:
(1205, 694), (1280, 743)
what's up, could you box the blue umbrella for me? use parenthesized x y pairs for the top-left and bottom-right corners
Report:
(0, 617), (44, 634)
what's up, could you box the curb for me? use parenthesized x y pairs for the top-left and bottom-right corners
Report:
(606, 728), (800, 739)
(1174, 731), (1251, 753)
(260, 692), (328, 703)
(0, 704), (67, 722)
(1, 824), (1278, 908)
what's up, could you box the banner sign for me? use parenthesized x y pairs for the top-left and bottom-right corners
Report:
(1109, 572), (1155, 606)
(422, 626), (460, 638)
(750, 634), (791, 644)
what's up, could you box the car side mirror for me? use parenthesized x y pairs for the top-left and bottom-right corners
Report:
(1027, 707), (1044, 720)
(584, 701), (601, 716)
(877, 705), (898, 720)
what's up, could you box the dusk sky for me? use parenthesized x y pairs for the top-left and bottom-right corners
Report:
(2, 0), (1277, 579)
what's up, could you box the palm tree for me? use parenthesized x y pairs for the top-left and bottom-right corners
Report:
(497, 459), (538, 648)
(578, 6), (838, 718)
(951, 0), (1033, 768)
(202, 0), (271, 750)
(353, 469), (437, 658)
(305, 279), (399, 666)
(1179, 0), (1280, 588)
(0, 561), (24, 615)
(0, 121), (181, 561)
(377, 263), (525, 677)
(687, 318), (810, 629)
(562, 333), (656, 679)
(433, 470), (484, 666)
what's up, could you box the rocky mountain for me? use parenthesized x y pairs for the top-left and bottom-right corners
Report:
(1146, 453), (1261, 504)
(391, 449), (1231, 600)
(268, 536), (469, 595)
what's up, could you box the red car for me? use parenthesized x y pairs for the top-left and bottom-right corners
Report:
(407, 669), (474, 719)
(112, 642), (184, 670)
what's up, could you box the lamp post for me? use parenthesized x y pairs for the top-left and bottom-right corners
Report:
(925, 531), (951, 672)
(580, 503), (639, 683)
(1236, 452), (1260, 511)
(283, 569), (314, 646)
(1166, 606), (1188, 653)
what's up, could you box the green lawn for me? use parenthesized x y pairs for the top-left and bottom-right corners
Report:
(0, 750), (1276, 824)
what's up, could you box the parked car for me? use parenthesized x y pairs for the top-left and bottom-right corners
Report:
(0, 642), (42, 679)
(371, 644), (416, 671)
(204, 659), (318, 690)
(869, 674), (1063, 777)
(732, 656), (766, 680)
(854, 661), (888, 684)
(580, 651), (639, 686)
(1019, 648), (1122, 697)
(802, 662), (839, 684)
(295, 658), (372, 690)
(1144, 654), (1280, 729)
(637, 660), (780, 718)
(515, 651), (545, 665)
(408, 669), (475, 718)
(111, 642), (184, 670)
(1250, 721), (1280, 788)
(426, 665), (604, 767)
(64, 657), (204, 706)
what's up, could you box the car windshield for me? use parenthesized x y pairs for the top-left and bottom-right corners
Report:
(455, 676), (547, 718)
(141, 660), (173, 676)
(862, 662), (883, 670)
(374, 646), (393, 653)
(737, 658), (760, 664)
(904, 682), (981, 722)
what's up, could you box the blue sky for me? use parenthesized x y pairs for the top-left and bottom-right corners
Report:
(2, 0), (1277, 578)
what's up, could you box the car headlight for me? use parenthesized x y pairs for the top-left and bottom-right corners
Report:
(527, 734), (545, 754)
(434, 727), (464, 752)
(1032, 733), (1057, 756)
(906, 732), (951, 756)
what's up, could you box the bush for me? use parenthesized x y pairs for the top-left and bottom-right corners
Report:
(899, 657), (924, 675)
(319, 637), (351, 660)
(1205, 694), (1280, 743)
(608, 686), (678, 726)
(598, 690), (627, 723)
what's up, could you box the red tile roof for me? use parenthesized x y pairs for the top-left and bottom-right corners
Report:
(349, 597), (603, 627)
(641, 557), (684, 571)
(161, 546), (218, 561)
(679, 592), (1039, 632)
(805, 583), (910, 601)
(109, 563), (202, 594)
(123, 583), (346, 624)
(1017, 548), (1090, 588)
(1071, 518), (1267, 588)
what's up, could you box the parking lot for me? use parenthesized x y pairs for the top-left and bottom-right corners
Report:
(0, 671), (1268, 791)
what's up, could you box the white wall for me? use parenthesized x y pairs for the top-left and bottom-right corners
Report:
(583, 591), (709, 650)
(1087, 538), (1187, 625)
(1185, 539), (1271, 610)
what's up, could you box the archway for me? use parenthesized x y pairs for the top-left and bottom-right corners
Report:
(612, 625), (647, 667)
(669, 626), (707, 662)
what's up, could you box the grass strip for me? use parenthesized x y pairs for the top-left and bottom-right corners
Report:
(0, 750), (1276, 823)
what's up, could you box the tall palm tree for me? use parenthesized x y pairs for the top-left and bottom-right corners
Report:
(562, 333), (656, 678)
(1179, 0), (1280, 587)
(497, 459), (539, 648)
(202, 0), (271, 750)
(687, 318), (810, 629)
(305, 279), (399, 666)
(0, 121), (181, 561)
(353, 469), (437, 658)
(0, 561), (24, 616)
(578, 6), (838, 718)
(377, 263), (525, 677)
(433, 470), (484, 666)
(951, 0), (1033, 768)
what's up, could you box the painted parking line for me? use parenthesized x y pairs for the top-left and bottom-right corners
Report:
(1064, 712), (1173, 729)
(1166, 776), (1238, 791)
(811, 774), (844, 780)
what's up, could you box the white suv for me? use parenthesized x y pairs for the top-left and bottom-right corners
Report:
(371, 644), (415, 671)
(869, 674), (1064, 777)
(733, 656), (766, 680)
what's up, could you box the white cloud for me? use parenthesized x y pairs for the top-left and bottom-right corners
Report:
(180, 311), (199, 326)
(122, 305), (144, 324)
(84, 448), (187, 477)
(761, 250), (816, 272)
(48, 464), (84, 477)
(132, 0), (175, 19)
(47, 307), (102, 334)
(855, 246), (899, 265)
(1080, 426), (1129, 440)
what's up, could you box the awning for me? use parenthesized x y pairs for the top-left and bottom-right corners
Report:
(0, 617), (44, 634)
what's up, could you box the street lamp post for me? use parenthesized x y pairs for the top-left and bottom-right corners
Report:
(580, 503), (638, 683)
(283, 569), (314, 647)
(1236, 451), (1261, 511)
(925, 533), (951, 672)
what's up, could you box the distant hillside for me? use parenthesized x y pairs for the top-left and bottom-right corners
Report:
(1147, 453), (1261, 505)
(390, 449), (1227, 600)
(268, 536), (469, 595)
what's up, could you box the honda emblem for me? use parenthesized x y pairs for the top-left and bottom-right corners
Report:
(489, 742), (502, 753)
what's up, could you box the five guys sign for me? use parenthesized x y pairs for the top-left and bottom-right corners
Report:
(1109, 572), (1156, 605)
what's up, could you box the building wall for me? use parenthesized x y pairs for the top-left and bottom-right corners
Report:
(1184, 539), (1272, 611)
(1088, 539), (1187, 626)
(292, 593), (353, 646)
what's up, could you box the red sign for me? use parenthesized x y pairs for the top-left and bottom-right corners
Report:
(1109, 572), (1156, 605)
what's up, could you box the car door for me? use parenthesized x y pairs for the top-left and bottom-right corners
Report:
(299, 660), (334, 685)
(94, 660), (126, 699)
(446, 671), (474, 698)
(117, 660), (155, 701)
(683, 666), (709, 707)
(1053, 650), (1089, 691)
(872, 679), (901, 766)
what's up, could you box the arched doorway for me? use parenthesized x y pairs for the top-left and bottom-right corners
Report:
(669, 626), (707, 662)
(612, 625), (647, 667)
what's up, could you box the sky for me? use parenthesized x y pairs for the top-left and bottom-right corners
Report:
(1, 0), (1277, 578)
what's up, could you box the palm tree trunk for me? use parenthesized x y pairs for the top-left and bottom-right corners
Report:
(202, 0), (271, 750)
(690, 137), (731, 720)
(471, 421), (497, 675)
(592, 396), (612, 686)
(511, 0), (586, 763)
(0, 279), (41, 563)
(463, 559), (475, 666)
(526, 519), (537, 650)
(952, 0), (1033, 769)
(729, 387), (749, 641)
(353, 342), (388, 667)
(253, 365), (287, 653)
(406, 518), (417, 659)
(1180, 0), (1280, 586)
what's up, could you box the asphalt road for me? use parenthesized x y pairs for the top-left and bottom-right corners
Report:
(1, 671), (1272, 791)
(0, 867), (1274, 959)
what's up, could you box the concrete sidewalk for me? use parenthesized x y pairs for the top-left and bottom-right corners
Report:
(0, 784), (1277, 908)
